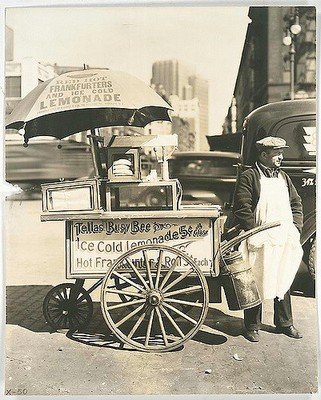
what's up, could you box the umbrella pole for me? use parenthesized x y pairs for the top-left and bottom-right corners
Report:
(88, 128), (104, 177)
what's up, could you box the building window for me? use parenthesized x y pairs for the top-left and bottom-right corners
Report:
(306, 57), (316, 71)
(305, 70), (315, 84)
(305, 30), (315, 42)
(6, 76), (21, 97)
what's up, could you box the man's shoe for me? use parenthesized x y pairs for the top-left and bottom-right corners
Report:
(276, 325), (303, 339)
(244, 330), (259, 342)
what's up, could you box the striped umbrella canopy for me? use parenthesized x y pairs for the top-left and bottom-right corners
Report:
(6, 69), (172, 144)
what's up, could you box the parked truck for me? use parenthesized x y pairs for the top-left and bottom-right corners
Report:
(239, 99), (316, 279)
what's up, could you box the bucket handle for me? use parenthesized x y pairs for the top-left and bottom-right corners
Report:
(219, 221), (281, 257)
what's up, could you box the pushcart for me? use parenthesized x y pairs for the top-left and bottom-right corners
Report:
(40, 131), (274, 352)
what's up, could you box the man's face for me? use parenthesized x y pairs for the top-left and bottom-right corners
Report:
(261, 148), (284, 168)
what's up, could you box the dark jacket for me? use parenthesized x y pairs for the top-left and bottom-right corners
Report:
(233, 165), (303, 232)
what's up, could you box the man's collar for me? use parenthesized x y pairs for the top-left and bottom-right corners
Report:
(256, 162), (280, 178)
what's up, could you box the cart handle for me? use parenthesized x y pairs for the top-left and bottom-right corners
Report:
(219, 221), (281, 256)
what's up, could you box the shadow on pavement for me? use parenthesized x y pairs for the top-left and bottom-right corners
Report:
(291, 268), (315, 298)
(204, 307), (244, 337)
(68, 303), (228, 351)
(202, 307), (275, 338)
(7, 283), (310, 351)
(6, 285), (228, 351)
(6, 285), (53, 332)
(193, 329), (227, 346)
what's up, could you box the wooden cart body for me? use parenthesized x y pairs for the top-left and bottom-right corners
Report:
(42, 208), (222, 279)
(41, 180), (226, 352)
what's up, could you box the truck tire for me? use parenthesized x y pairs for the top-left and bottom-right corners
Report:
(308, 238), (316, 280)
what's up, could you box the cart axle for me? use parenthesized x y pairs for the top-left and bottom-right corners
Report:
(147, 290), (162, 306)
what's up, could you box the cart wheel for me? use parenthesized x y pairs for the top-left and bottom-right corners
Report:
(43, 283), (93, 331)
(101, 245), (209, 352)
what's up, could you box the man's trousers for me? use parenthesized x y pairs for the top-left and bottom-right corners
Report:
(244, 290), (293, 330)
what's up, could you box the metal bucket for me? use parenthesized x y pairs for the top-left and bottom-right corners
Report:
(220, 251), (261, 311)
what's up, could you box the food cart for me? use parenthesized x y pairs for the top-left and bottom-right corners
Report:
(5, 68), (278, 352)
(40, 131), (275, 352)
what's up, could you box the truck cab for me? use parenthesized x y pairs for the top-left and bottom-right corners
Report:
(240, 99), (316, 278)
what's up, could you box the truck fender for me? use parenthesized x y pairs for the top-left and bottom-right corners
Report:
(301, 210), (316, 246)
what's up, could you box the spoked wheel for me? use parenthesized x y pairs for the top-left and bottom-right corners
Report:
(43, 283), (93, 331)
(101, 245), (209, 352)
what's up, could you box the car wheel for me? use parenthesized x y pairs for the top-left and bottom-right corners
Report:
(308, 238), (316, 280)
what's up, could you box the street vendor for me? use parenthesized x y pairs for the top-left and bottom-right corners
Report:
(233, 136), (303, 343)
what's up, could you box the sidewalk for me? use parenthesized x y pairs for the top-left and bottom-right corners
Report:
(5, 284), (318, 395)
(4, 199), (319, 395)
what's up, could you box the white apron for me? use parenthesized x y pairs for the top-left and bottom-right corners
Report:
(240, 167), (303, 300)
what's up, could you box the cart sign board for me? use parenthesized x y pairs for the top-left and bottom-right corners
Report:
(66, 218), (217, 278)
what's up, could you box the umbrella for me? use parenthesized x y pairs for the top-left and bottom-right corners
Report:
(6, 69), (173, 144)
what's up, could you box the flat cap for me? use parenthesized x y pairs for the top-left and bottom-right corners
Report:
(256, 136), (289, 150)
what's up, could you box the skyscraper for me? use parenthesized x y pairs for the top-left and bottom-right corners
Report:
(188, 75), (209, 150)
(151, 59), (195, 99)
(151, 59), (209, 150)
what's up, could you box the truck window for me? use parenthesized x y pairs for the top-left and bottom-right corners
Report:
(275, 119), (316, 161)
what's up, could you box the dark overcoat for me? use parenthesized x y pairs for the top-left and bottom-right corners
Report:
(233, 165), (303, 233)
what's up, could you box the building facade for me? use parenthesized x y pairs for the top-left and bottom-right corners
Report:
(5, 58), (56, 117)
(151, 60), (195, 99)
(188, 75), (209, 150)
(5, 25), (14, 61)
(223, 6), (316, 134)
(5, 41), (96, 144)
(5, 25), (57, 118)
(151, 59), (209, 151)
(169, 95), (200, 151)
